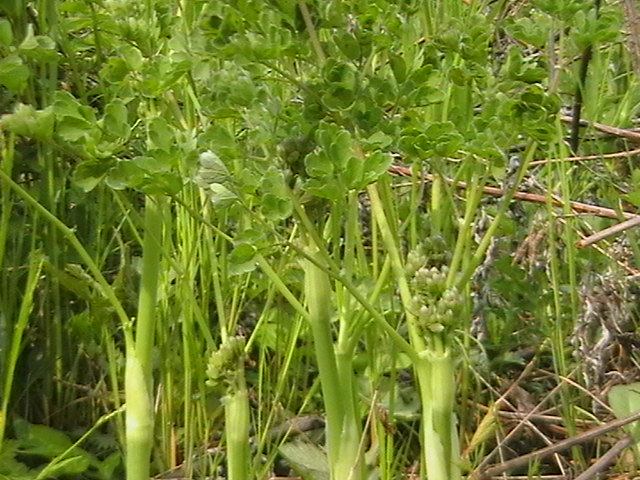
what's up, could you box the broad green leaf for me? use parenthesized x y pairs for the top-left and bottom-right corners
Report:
(73, 159), (113, 191)
(390, 54), (407, 83)
(0, 54), (30, 93)
(140, 171), (183, 195)
(53, 91), (96, 122)
(229, 243), (258, 275)
(230, 242), (257, 264)
(0, 104), (54, 140)
(279, 441), (329, 480)
(18, 30), (57, 62)
(99, 57), (129, 83)
(335, 31), (361, 61)
(608, 383), (640, 441)
(305, 177), (342, 200)
(13, 417), (88, 460)
(322, 86), (356, 111)
(328, 130), (353, 170)
(0, 18), (13, 45)
(205, 183), (238, 206)
(305, 151), (334, 177)
(362, 151), (392, 185)
(194, 151), (232, 187)
(147, 117), (173, 152)
(120, 44), (144, 71)
(57, 116), (96, 143)
(363, 131), (393, 149)
(102, 99), (130, 139)
(344, 156), (364, 189)
(261, 193), (292, 220)
(105, 159), (146, 190)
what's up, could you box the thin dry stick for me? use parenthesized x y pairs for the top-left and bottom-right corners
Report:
(472, 381), (565, 476)
(388, 164), (638, 220)
(530, 147), (640, 167)
(469, 409), (640, 480)
(559, 114), (640, 143)
(576, 215), (640, 248)
(572, 435), (635, 480)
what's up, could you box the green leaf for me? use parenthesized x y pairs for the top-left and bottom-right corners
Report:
(304, 177), (342, 200)
(57, 116), (97, 143)
(147, 117), (174, 151)
(204, 183), (238, 206)
(105, 159), (146, 190)
(305, 151), (334, 177)
(0, 104), (54, 140)
(362, 150), (392, 185)
(194, 151), (232, 186)
(363, 131), (393, 149)
(101, 99), (130, 139)
(261, 193), (292, 220)
(13, 417), (87, 461)
(344, 156), (364, 188)
(0, 54), (30, 93)
(389, 55), (407, 83)
(73, 159), (113, 191)
(229, 242), (258, 275)
(322, 85), (356, 111)
(279, 441), (329, 480)
(327, 129), (353, 170)
(0, 18), (13, 46)
(18, 30), (57, 62)
(120, 44), (144, 71)
(335, 31), (361, 61)
(608, 383), (640, 441)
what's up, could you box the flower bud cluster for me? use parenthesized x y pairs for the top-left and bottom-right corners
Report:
(407, 251), (462, 334)
(206, 336), (246, 390)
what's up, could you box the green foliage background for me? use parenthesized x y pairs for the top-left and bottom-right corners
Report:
(1, 0), (640, 478)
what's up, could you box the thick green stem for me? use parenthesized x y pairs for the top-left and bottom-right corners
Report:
(226, 369), (250, 480)
(368, 182), (461, 480)
(125, 346), (154, 480)
(304, 248), (344, 475)
(126, 194), (164, 480)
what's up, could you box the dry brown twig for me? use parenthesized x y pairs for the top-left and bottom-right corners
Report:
(468, 409), (640, 480)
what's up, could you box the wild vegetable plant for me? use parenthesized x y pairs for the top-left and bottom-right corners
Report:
(1, 0), (638, 479)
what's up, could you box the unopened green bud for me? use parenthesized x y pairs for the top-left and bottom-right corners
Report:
(206, 336), (246, 389)
(406, 249), (427, 276)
